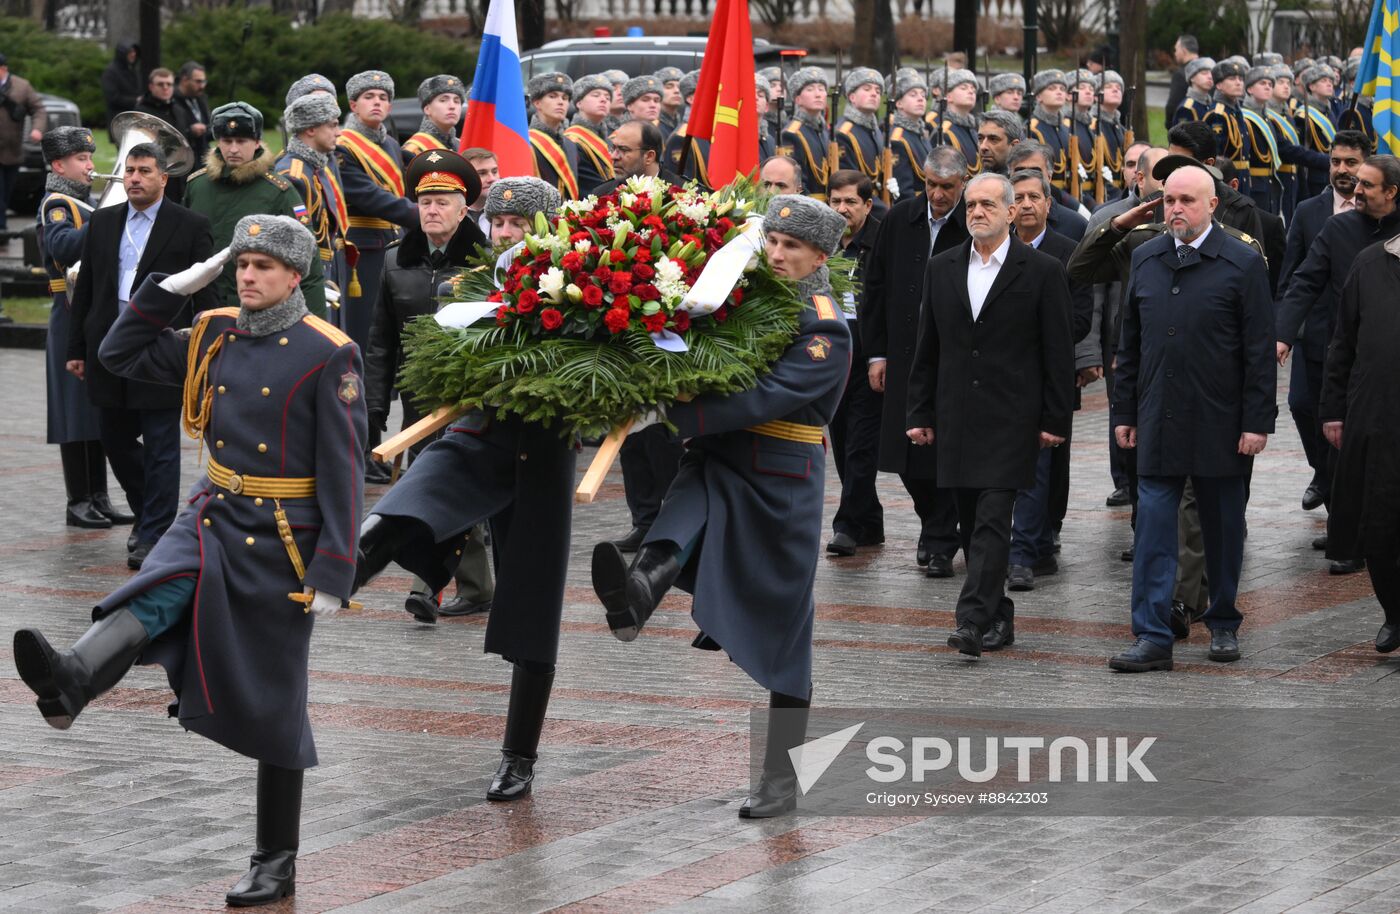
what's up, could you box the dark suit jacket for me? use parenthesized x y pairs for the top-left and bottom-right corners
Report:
(68, 198), (216, 410)
(1166, 67), (1188, 132)
(861, 194), (968, 477)
(906, 234), (1076, 490)
(1276, 190), (1335, 358)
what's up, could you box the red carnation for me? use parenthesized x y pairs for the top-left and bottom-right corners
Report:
(642, 215), (667, 233)
(632, 263), (656, 280)
(561, 251), (584, 272)
(608, 271), (635, 295)
(593, 264), (612, 280)
(671, 310), (691, 332)
(487, 290), (504, 303)
(516, 289), (540, 314)
(495, 305), (511, 326)
(633, 247), (654, 263)
(716, 217), (734, 233)
(705, 228), (726, 249)
(604, 308), (631, 334)
(634, 283), (661, 302)
(582, 284), (605, 308)
(569, 231), (591, 244)
(730, 288), (744, 306)
(713, 305), (729, 323)
(533, 252), (552, 265)
(540, 308), (563, 331)
(641, 312), (667, 333)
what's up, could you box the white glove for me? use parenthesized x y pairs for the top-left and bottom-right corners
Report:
(305, 586), (341, 618)
(1077, 163), (1089, 181)
(325, 282), (341, 309)
(158, 247), (232, 296)
(886, 176), (900, 199)
(1101, 165), (1114, 183)
(627, 409), (664, 435)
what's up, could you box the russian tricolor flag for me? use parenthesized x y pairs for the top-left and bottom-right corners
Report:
(459, 0), (534, 178)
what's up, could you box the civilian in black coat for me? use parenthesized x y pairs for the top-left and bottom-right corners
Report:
(861, 146), (970, 574)
(906, 173), (1075, 657)
(67, 144), (215, 561)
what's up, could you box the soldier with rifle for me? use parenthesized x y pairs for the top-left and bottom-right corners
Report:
(780, 66), (834, 200)
(1027, 69), (1074, 195)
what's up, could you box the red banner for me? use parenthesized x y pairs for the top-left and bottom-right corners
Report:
(684, 0), (759, 186)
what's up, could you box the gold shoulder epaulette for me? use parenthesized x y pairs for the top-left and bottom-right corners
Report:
(838, 121), (854, 135)
(286, 158), (305, 180)
(199, 306), (241, 322)
(303, 313), (352, 347)
(890, 126), (904, 141)
(811, 294), (838, 321)
(186, 167), (208, 181)
(785, 120), (802, 133)
(264, 171), (291, 191)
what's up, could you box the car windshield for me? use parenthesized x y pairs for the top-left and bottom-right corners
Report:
(519, 51), (705, 81)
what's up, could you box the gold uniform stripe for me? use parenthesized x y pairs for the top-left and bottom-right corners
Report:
(49, 278), (66, 293)
(347, 215), (396, 230)
(207, 457), (317, 498)
(812, 295), (838, 321)
(304, 313), (352, 346)
(748, 420), (824, 444)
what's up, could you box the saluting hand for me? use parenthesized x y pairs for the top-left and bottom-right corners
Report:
(1110, 197), (1159, 233)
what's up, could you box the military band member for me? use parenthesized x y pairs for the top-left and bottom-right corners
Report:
(185, 101), (326, 315)
(14, 215), (365, 907)
(277, 93), (349, 314)
(889, 69), (932, 196)
(663, 70), (712, 189)
(1296, 63), (1339, 202)
(401, 74), (466, 163)
(1172, 57), (1216, 125)
(755, 75), (777, 161)
(928, 69), (980, 178)
(1027, 69), (1073, 192)
(40, 127), (128, 531)
(781, 66), (833, 199)
(590, 195), (851, 819)
(336, 71), (418, 352)
(623, 75), (663, 127)
(527, 71), (583, 200)
(835, 67), (889, 197)
(355, 176), (576, 805)
(566, 74), (616, 193)
(655, 66), (685, 140)
(988, 71), (1026, 114)
(1205, 60), (1254, 200)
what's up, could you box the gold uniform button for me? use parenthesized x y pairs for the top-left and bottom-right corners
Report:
(279, 337), (289, 346)
(261, 387), (271, 397)
(227, 334), (235, 342)
(520, 453), (528, 461)
(216, 493), (225, 500)
(245, 537), (255, 546)
(218, 385), (226, 394)
(258, 443), (268, 453)
(254, 497), (264, 506)
(216, 440), (225, 449)
(203, 518), (212, 527)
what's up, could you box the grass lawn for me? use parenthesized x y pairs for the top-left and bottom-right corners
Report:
(5, 296), (53, 324)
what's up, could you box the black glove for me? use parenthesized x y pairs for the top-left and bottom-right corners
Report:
(367, 410), (388, 433)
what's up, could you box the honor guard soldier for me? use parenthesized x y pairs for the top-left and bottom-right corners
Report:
(1172, 56), (1216, 125)
(14, 214), (365, 906)
(1205, 60), (1254, 200)
(186, 101), (327, 314)
(1069, 69), (1101, 202)
(928, 68), (980, 177)
(1094, 70), (1132, 201)
(336, 71), (418, 351)
(755, 75), (777, 161)
(988, 71), (1026, 114)
(277, 93), (350, 316)
(888, 69), (932, 196)
(780, 66), (834, 199)
(1296, 63), (1340, 202)
(355, 176), (577, 805)
(835, 67), (890, 197)
(565, 74), (616, 192)
(1243, 66), (1328, 217)
(40, 127), (129, 531)
(623, 74), (664, 127)
(759, 65), (785, 138)
(655, 66), (685, 140)
(590, 195), (852, 819)
(663, 70), (712, 188)
(1265, 64), (1312, 218)
(1338, 57), (1375, 148)
(527, 71), (583, 199)
(602, 68), (630, 134)
(401, 74), (466, 163)
(1027, 69), (1074, 193)
(285, 72), (335, 105)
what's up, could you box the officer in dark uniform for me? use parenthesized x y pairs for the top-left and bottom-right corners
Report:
(781, 66), (834, 199)
(40, 126), (130, 530)
(1205, 60), (1254, 201)
(888, 69), (931, 197)
(14, 214), (365, 906)
(565, 74), (616, 192)
(1264, 64), (1324, 220)
(527, 71), (583, 199)
(400, 74), (466, 164)
(354, 176), (576, 806)
(755, 75), (777, 162)
(835, 66), (889, 197)
(1172, 57), (1216, 126)
(1027, 69), (1074, 194)
(663, 70), (712, 188)
(277, 93), (350, 319)
(928, 68), (980, 178)
(655, 66), (685, 141)
(590, 195), (851, 819)
(1337, 57), (1375, 149)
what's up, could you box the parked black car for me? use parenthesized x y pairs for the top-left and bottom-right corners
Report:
(517, 36), (797, 82)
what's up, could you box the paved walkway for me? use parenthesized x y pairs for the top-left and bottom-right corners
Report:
(1, 348), (1398, 914)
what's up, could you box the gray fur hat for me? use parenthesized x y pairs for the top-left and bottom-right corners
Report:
(41, 125), (96, 164)
(889, 68), (928, 101)
(285, 73), (335, 107)
(347, 70), (395, 102)
(988, 72), (1026, 96)
(654, 66), (685, 85)
(1322, 55), (1344, 72)
(528, 71), (572, 101)
(1253, 52), (1284, 68)
(1270, 64), (1294, 83)
(572, 73), (613, 104)
(1301, 64), (1337, 89)
(842, 66), (884, 97)
(623, 75), (663, 105)
(755, 74), (771, 102)
(602, 69), (629, 87)
(1069, 68), (1099, 89)
(284, 92), (341, 133)
(1031, 69), (1067, 95)
(1212, 59), (1247, 83)
(483, 177), (561, 222)
(757, 66), (781, 86)
(1293, 57), (1316, 76)
(230, 214), (316, 278)
(1344, 56), (1361, 83)
(680, 69), (702, 98)
(764, 194), (846, 256)
(944, 68), (978, 93)
(1245, 66), (1275, 89)
(1184, 57), (1216, 83)
(1100, 69), (1124, 89)
(1224, 55), (1251, 70)
(787, 66), (829, 100)
(418, 74), (465, 107)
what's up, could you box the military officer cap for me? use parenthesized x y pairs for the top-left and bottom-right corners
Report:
(1253, 52), (1284, 68)
(211, 101), (263, 140)
(680, 69), (702, 99)
(405, 148), (482, 205)
(623, 75), (663, 105)
(347, 70), (395, 102)
(654, 66), (685, 85)
(1245, 66), (1275, 89)
(1212, 60), (1248, 83)
(764, 194), (846, 256)
(602, 69), (630, 87)
(987, 72), (1026, 96)
(1100, 69), (1124, 90)
(1292, 57), (1316, 76)
(1152, 153), (1222, 184)
(418, 74), (466, 107)
(842, 66), (884, 97)
(754, 75), (771, 103)
(41, 125), (96, 165)
(528, 71), (572, 101)
(572, 74), (612, 103)
(484, 177), (561, 222)
(757, 66), (782, 86)
(230, 215), (317, 278)
(889, 68), (928, 101)
(944, 68), (978, 93)
(1031, 69), (1067, 95)
(285, 73), (335, 106)
(1301, 64), (1337, 89)
(284, 92), (341, 133)
(787, 66), (829, 100)
(1184, 57), (1216, 83)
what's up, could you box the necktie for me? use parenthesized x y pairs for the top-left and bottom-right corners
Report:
(429, 250), (447, 271)
(1177, 244), (1192, 266)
